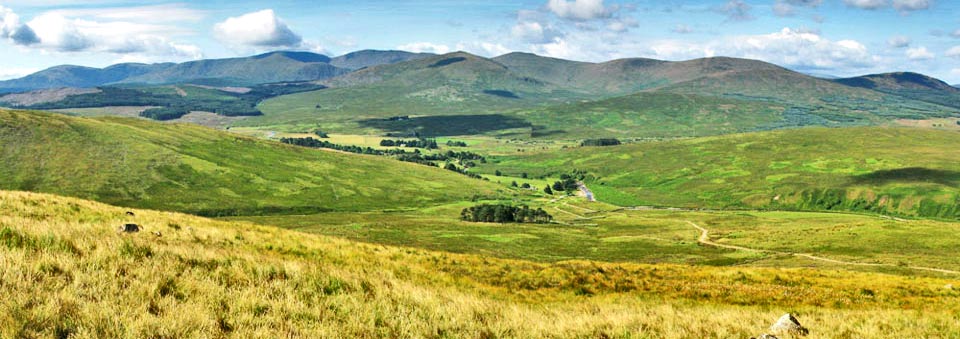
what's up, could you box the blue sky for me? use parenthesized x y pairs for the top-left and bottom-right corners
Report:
(1, 0), (959, 83)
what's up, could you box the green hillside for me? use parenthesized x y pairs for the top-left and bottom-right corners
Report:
(835, 72), (960, 110)
(247, 52), (587, 132)
(480, 126), (960, 219)
(0, 109), (504, 216)
(514, 92), (788, 138)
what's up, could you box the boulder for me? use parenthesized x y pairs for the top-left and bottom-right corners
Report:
(769, 313), (808, 336)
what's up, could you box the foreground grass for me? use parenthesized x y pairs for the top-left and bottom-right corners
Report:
(5, 191), (959, 337)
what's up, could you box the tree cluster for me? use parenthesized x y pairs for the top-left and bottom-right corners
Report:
(445, 140), (468, 147)
(460, 204), (552, 224)
(581, 138), (622, 147)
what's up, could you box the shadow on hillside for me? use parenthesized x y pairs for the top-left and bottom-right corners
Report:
(851, 167), (960, 186)
(359, 114), (531, 137)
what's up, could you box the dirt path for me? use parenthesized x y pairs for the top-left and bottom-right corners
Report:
(687, 221), (960, 275)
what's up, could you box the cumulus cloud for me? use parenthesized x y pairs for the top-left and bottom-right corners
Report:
(606, 17), (638, 33)
(945, 46), (960, 59)
(719, 0), (753, 21)
(887, 35), (911, 48)
(512, 21), (563, 44)
(546, 0), (616, 20)
(0, 5), (38, 45)
(843, 0), (888, 9)
(23, 12), (202, 59)
(906, 46), (934, 60)
(214, 9), (302, 48)
(397, 42), (451, 54)
(0, 5), (202, 61)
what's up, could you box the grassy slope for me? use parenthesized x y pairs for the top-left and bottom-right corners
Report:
(515, 92), (787, 139)
(480, 126), (960, 219)
(4, 190), (960, 337)
(0, 109), (505, 216)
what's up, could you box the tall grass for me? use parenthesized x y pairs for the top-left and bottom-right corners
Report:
(2, 190), (960, 338)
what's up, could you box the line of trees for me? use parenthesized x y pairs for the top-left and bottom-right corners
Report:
(280, 137), (488, 180)
(460, 204), (553, 224)
(581, 138), (621, 147)
(379, 138), (439, 149)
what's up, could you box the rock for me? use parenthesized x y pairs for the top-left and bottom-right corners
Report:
(153, 231), (162, 237)
(120, 223), (140, 233)
(769, 313), (809, 336)
(751, 335), (779, 339)
(125, 211), (135, 216)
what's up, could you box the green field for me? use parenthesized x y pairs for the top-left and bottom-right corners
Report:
(0, 109), (508, 216)
(231, 198), (960, 277)
(476, 126), (960, 219)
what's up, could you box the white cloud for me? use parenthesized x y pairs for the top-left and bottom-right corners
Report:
(214, 9), (302, 48)
(905, 46), (934, 60)
(0, 5), (201, 62)
(642, 28), (874, 72)
(843, 0), (888, 9)
(455, 41), (512, 57)
(546, 0), (615, 20)
(23, 12), (202, 59)
(952, 29), (960, 38)
(606, 17), (638, 33)
(893, 0), (930, 12)
(887, 35), (911, 48)
(397, 42), (450, 54)
(0, 5), (38, 45)
(945, 46), (960, 59)
(512, 21), (563, 44)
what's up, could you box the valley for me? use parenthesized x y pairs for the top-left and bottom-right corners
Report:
(3, 46), (960, 337)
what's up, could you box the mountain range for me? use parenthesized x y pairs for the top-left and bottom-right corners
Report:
(0, 50), (432, 93)
(3, 49), (959, 139)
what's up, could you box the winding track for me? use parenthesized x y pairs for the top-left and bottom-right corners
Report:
(686, 221), (960, 275)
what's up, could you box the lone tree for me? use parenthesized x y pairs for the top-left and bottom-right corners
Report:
(544, 186), (553, 195)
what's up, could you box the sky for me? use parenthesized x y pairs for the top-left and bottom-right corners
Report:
(1, 0), (959, 83)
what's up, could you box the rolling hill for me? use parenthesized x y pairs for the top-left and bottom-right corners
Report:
(115, 51), (349, 86)
(836, 72), (960, 109)
(481, 126), (960, 219)
(330, 49), (434, 70)
(0, 63), (171, 93)
(0, 109), (504, 216)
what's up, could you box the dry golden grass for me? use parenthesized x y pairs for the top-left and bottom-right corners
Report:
(2, 190), (959, 338)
